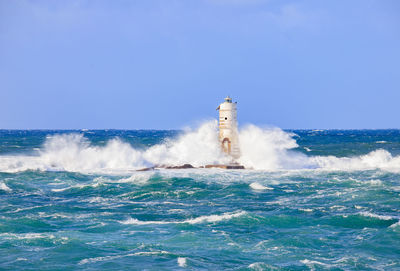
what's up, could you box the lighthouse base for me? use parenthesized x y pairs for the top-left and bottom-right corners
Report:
(204, 164), (245, 169)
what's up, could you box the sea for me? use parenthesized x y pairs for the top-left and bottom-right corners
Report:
(0, 122), (399, 270)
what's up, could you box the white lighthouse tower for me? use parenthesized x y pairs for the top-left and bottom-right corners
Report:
(217, 96), (240, 160)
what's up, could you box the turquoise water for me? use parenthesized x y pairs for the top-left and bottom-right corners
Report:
(0, 129), (399, 270)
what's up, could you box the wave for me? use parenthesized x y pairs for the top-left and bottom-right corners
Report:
(359, 211), (396, 221)
(0, 182), (12, 192)
(0, 122), (228, 173)
(120, 211), (247, 225)
(79, 251), (171, 265)
(0, 233), (56, 240)
(389, 221), (400, 229)
(1, 121), (400, 173)
(249, 182), (273, 190)
(0, 233), (69, 244)
(301, 259), (332, 268)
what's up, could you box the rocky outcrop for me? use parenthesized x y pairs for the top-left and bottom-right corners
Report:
(136, 167), (155, 171)
(165, 164), (194, 169)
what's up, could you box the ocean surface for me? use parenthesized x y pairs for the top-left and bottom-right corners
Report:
(1, 124), (400, 270)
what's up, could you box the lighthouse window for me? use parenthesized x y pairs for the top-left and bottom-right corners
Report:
(225, 117), (228, 120)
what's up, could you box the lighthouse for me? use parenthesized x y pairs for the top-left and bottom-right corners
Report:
(217, 96), (240, 160)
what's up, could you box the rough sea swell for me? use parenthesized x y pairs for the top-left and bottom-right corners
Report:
(0, 123), (400, 270)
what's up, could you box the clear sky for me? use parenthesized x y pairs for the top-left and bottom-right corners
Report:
(1, 0), (399, 129)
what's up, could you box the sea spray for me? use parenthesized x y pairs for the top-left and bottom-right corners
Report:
(143, 121), (229, 167)
(0, 122), (308, 173)
(309, 149), (400, 171)
(238, 124), (311, 170)
(41, 134), (146, 172)
(2, 122), (400, 173)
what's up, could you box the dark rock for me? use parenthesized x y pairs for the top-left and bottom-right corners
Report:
(165, 164), (194, 169)
(136, 167), (155, 171)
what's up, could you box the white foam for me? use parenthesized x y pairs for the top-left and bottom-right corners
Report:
(366, 179), (383, 186)
(248, 262), (273, 270)
(51, 187), (69, 192)
(301, 259), (331, 268)
(79, 255), (125, 265)
(79, 251), (170, 265)
(389, 221), (400, 229)
(0, 122), (227, 174)
(250, 182), (273, 190)
(0, 182), (11, 192)
(177, 257), (187, 267)
(359, 211), (395, 221)
(185, 211), (246, 224)
(299, 208), (313, 212)
(0, 232), (56, 240)
(310, 150), (392, 171)
(113, 174), (152, 184)
(238, 125), (310, 170)
(51, 182), (101, 192)
(120, 211), (246, 225)
(143, 121), (229, 167)
(2, 121), (400, 173)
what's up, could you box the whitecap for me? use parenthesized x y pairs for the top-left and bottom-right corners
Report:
(0, 233), (56, 240)
(120, 211), (246, 225)
(185, 211), (246, 224)
(114, 174), (152, 184)
(79, 255), (124, 265)
(351, 178), (383, 186)
(250, 182), (273, 190)
(359, 211), (395, 221)
(301, 259), (331, 268)
(177, 257), (187, 267)
(367, 179), (383, 186)
(0, 182), (11, 192)
(299, 208), (313, 212)
(389, 221), (400, 229)
(51, 182), (102, 193)
(51, 187), (69, 192)
(79, 251), (170, 265)
(248, 262), (277, 270)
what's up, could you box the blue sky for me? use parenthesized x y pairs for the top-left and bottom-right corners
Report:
(1, 0), (399, 129)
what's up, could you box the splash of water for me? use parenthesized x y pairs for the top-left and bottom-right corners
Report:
(143, 121), (229, 167)
(238, 125), (311, 170)
(1, 121), (400, 173)
(0, 121), (228, 173)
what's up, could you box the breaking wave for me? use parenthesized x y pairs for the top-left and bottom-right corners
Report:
(120, 211), (247, 225)
(1, 121), (400, 173)
(249, 182), (273, 190)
